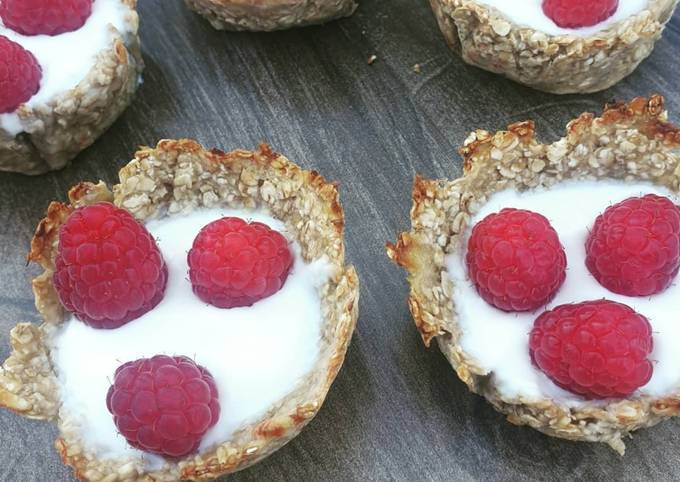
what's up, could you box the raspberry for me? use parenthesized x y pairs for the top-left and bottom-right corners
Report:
(586, 194), (680, 297)
(542, 0), (619, 28)
(0, 36), (41, 113)
(0, 0), (92, 36)
(106, 355), (220, 458)
(466, 208), (567, 312)
(54, 202), (168, 329)
(188, 217), (293, 309)
(530, 300), (653, 399)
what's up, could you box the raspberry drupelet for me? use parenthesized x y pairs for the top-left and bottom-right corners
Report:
(107, 355), (220, 458)
(0, 0), (93, 36)
(466, 208), (567, 312)
(586, 194), (680, 297)
(54, 202), (168, 329)
(530, 300), (654, 399)
(188, 217), (293, 309)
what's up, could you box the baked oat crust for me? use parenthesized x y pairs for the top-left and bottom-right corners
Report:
(184, 0), (357, 31)
(0, 0), (143, 175)
(387, 95), (680, 454)
(0, 139), (359, 480)
(429, 0), (679, 94)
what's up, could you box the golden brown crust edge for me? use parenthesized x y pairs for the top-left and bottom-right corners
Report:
(2, 139), (359, 481)
(429, 0), (679, 94)
(387, 95), (680, 454)
(184, 0), (357, 32)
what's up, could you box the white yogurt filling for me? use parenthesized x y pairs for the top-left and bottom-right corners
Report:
(446, 180), (680, 408)
(50, 208), (332, 467)
(0, 0), (134, 136)
(476, 0), (648, 36)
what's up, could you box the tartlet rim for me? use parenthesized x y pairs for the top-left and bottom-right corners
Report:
(457, 0), (666, 40)
(184, 0), (358, 32)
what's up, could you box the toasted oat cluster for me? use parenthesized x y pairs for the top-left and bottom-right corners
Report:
(428, 0), (678, 93)
(388, 96), (680, 454)
(184, 0), (357, 31)
(0, 140), (359, 481)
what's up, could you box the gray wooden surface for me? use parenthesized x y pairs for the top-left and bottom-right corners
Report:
(1, 0), (680, 480)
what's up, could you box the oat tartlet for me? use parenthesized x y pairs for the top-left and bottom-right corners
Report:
(0, 139), (359, 481)
(184, 0), (357, 31)
(0, 0), (143, 175)
(429, 0), (678, 94)
(387, 95), (680, 453)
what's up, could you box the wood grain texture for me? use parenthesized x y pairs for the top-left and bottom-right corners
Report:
(1, 1), (679, 480)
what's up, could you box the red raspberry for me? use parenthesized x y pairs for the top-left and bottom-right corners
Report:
(106, 355), (220, 458)
(54, 202), (168, 329)
(530, 300), (653, 399)
(0, 0), (92, 36)
(0, 35), (41, 113)
(586, 194), (680, 297)
(542, 0), (619, 28)
(466, 208), (567, 312)
(188, 217), (293, 309)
